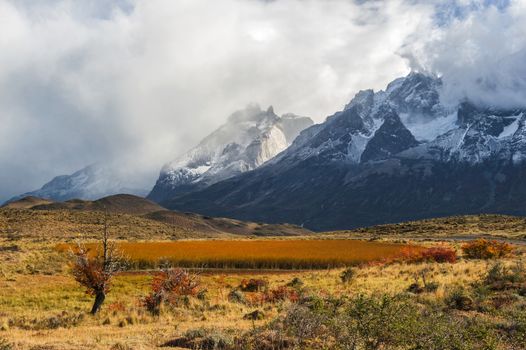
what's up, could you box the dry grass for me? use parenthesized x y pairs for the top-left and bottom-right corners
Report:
(328, 214), (526, 240)
(56, 240), (422, 270)
(2, 211), (526, 349)
(2, 254), (524, 349)
(0, 208), (198, 241)
(0, 207), (311, 242)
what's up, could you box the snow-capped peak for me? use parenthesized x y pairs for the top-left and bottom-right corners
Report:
(272, 72), (526, 168)
(148, 104), (313, 203)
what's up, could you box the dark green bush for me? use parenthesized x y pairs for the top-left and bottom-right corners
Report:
(445, 286), (474, 311)
(0, 338), (12, 350)
(227, 289), (246, 304)
(340, 268), (356, 284)
(286, 277), (304, 289)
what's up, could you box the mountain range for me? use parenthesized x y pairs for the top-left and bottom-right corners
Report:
(8, 72), (526, 231)
(160, 72), (526, 230)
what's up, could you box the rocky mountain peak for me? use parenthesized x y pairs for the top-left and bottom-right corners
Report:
(147, 104), (313, 203)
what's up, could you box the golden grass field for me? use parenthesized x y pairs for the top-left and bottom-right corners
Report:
(57, 240), (423, 270)
(2, 208), (526, 349)
(2, 253), (522, 349)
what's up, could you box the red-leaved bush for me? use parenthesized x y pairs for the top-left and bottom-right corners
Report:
(397, 246), (457, 264)
(264, 286), (300, 303)
(143, 268), (200, 315)
(239, 278), (268, 292)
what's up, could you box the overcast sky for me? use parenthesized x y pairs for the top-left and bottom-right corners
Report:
(0, 0), (524, 202)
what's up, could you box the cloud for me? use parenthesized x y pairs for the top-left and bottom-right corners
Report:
(403, 0), (526, 109)
(0, 0), (434, 201)
(3, 0), (525, 202)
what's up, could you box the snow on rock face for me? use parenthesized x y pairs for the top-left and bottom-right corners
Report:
(148, 104), (313, 203)
(274, 72), (526, 168)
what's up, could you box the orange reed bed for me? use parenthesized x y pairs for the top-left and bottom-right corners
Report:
(57, 240), (426, 270)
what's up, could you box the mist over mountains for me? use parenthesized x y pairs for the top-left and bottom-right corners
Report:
(9, 105), (312, 204)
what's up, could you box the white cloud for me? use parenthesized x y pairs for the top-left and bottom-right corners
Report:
(0, 0), (433, 201)
(404, 0), (526, 109)
(4, 0), (525, 202)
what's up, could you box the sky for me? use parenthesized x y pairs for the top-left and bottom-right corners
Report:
(0, 0), (524, 202)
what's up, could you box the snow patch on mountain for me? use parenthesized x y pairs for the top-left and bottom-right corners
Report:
(499, 114), (521, 139)
(399, 112), (458, 141)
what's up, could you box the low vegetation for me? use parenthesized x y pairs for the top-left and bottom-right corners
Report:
(142, 268), (200, 315)
(57, 240), (423, 270)
(461, 238), (514, 259)
(332, 214), (526, 240)
(2, 208), (526, 349)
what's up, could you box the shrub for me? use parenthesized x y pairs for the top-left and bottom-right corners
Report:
(482, 261), (526, 291)
(265, 286), (299, 303)
(0, 338), (12, 350)
(286, 277), (304, 288)
(409, 268), (439, 294)
(462, 239), (514, 259)
(398, 247), (457, 264)
(110, 343), (133, 350)
(282, 303), (330, 347)
(142, 268), (200, 315)
(236, 328), (295, 350)
(504, 309), (526, 347)
(445, 286), (474, 311)
(197, 288), (208, 301)
(340, 268), (356, 283)
(484, 262), (507, 286)
(238, 293), (501, 350)
(424, 281), (439, 293)
(243, 310), (265, 320)
(407, 283), (424, 294)
(239, 279), (268, 292)
(162, 328), (234, 350)
(227, 289), (246, 304)
(346, 294), (419, 349)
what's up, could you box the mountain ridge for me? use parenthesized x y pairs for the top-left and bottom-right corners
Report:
(160, 72), (526, 230)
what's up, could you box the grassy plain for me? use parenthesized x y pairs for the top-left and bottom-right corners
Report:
(1, 254), (524, 349)
(2, 209), (526, 349)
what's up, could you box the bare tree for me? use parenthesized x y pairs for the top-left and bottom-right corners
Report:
(71, 209), (122, 315)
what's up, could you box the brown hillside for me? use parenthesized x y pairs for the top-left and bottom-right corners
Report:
(0, 208), (312, 242)
(144, 210), (312, 237)
(0, 208), (208, 241)
(2, 196), (54, 209)
(33, 194), (165, 215)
